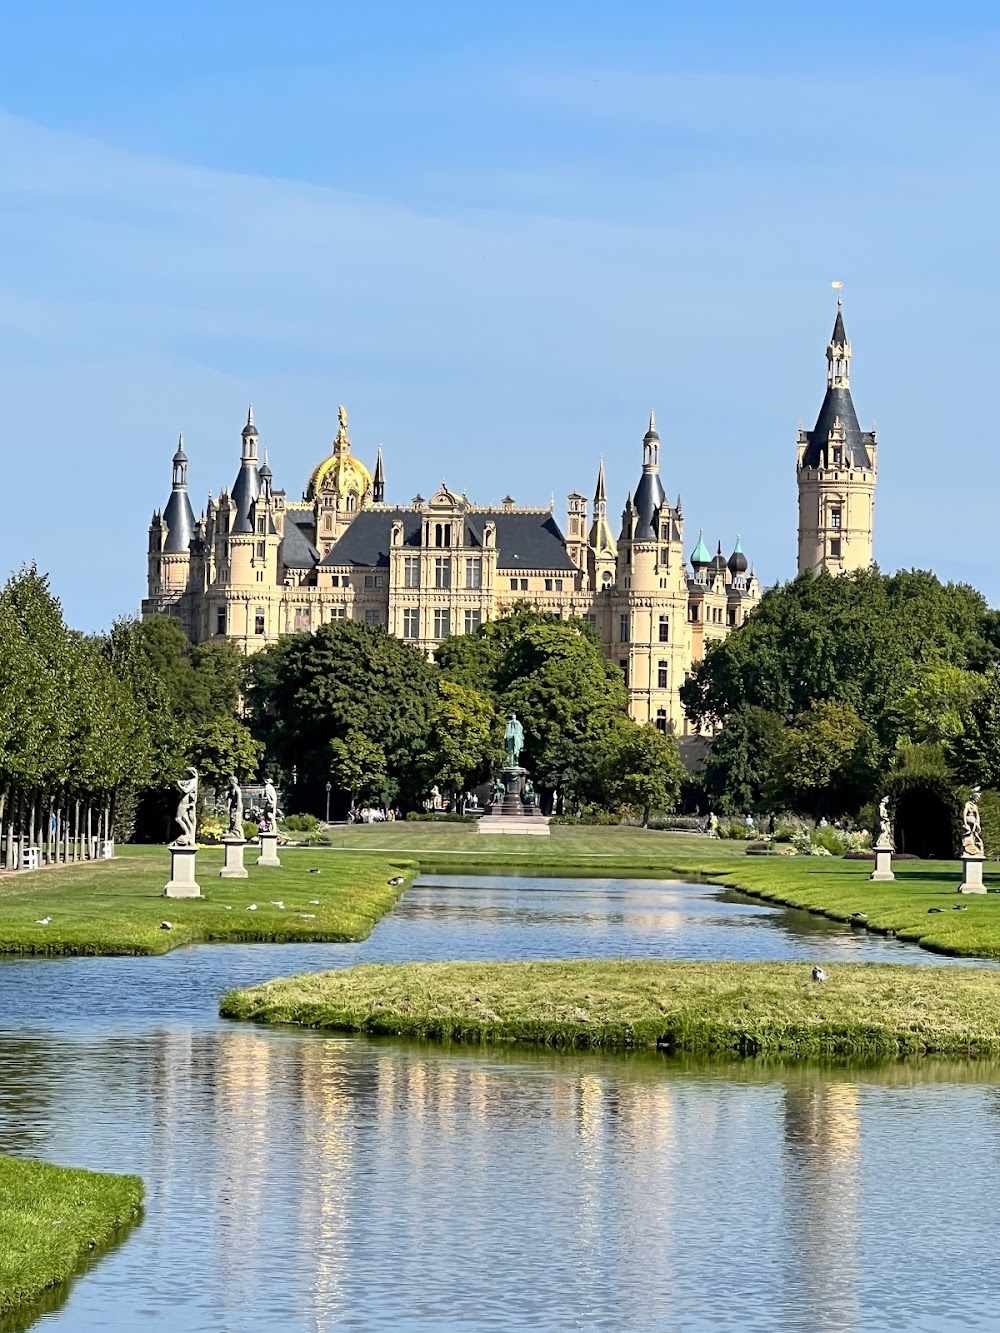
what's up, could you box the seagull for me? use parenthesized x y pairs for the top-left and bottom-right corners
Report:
(246, 904), (257, 912)
(270, 901), (285, 909)
(308, 868), (322, 875)
(299, 912), (317, 919)
(35, 916), (51, 926)
(388, 876), (405, 886)
(308, 899), (320, 905)
(811, 966), (827, 983)
(159, 921), (172, 931)
(223, 905), (232, 911)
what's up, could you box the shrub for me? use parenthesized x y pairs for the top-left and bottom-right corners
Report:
(811, 826), (847, 856)
(404, 813), (477, 824)
(549, 813), (620, 826)
(646, 814), (704, 832)
(243, 821), (259, 841)
(283, 814), (320, 833)
(197, 815), (224, 843)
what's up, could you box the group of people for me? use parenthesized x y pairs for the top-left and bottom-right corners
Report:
(349, 806), (399, 824)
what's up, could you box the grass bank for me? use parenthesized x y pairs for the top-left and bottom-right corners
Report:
(318, 824), (1000, 958)
(0, 1156), (143, 1321)
(0, 846), (414, 956)
(221, 959), (1000, 1058)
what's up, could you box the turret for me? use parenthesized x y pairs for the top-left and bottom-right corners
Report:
(373, 445), (385, 504)
(148, 434), (196, 603)
(588, 457), (617, 592)
(690, 530), (710, 584)
(797, 299), (877, 575)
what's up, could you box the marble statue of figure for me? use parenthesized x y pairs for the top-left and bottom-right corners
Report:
(174, 768), (198, 846)
(962, 788), (985, 859)
(503, 713), (525, 764)
(226, 775), (244, 837)
(874, 796), (894, 851)
(260, 776), (278, 833)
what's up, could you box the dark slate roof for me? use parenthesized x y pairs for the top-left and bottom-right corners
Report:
(320, 508), (576, 571)
(162, 489), (196, 553)
(801, 386), (874, 471)
(231, 462), (261, 534)
(831, 306), (847, 345)
(280, 513), (320, 569)
(632, 469), (666, 540)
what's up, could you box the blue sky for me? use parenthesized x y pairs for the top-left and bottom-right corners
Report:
(2, 1), (999, 629)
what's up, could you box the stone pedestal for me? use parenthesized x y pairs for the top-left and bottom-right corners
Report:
(958, 857), (987, 894)
(164, 843), (201, 898)
(870, 847), (895, 882)
(257, 831), (281, 868)
(220, 836), (248, 879)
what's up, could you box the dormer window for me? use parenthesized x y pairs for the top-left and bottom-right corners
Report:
(832, 447), (843, 466)
(434, 523), (452, 548)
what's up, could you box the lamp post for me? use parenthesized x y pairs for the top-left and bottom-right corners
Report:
(325, 781), (332, 824)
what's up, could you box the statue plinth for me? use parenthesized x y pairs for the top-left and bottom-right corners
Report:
(958, 856), (987, 894)
(164, 842), (201, 898)
(220, 835), (248, 879)
(870, 847), (895, 882)
(257, 831), (281, 868)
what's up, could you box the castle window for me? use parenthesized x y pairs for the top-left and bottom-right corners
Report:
(365, 609), (381, 628)
(545, 578), (553, 591)
(434, 523), (452, 548)
(466, 558), (482, 589)
(655, 709), (667, 734)
(434, 557), (451, 589)
(364, 575), (374, 589)
(554, 579), (563, 591)
(464, 609), (482, 635)
(403, 608), (419, 639)
(324, 514), (333, 532)
(257, 516), (266, 536)
(585, 614), (597, 628)
(331, 607), (346, 620)
(660, 548), (669, 565)
(831, 506), (842, 530)
(832, 447), (843, 466)
(830, 538), (842, 559)
(346, 495), (357, 512)
(619, 659), (629, 684)
(510, 578), (518, 591)
(433, 609), (451, 639)
(404, 557), (420, 588)
(216, 606), (227, 635)
(375, 575), (384, 588)
(256, 571), (264, 582)
(519, 579), (528, 591)
(689, 604), (699, 622)
(294, 607), (311, 633)
(660, 523), (669, 541)
(619, 614), (630, 643)
(657, 661), (669, 689)
(727, 607), (737, 627)
(254, 608), (266, 635)
(256, 541), (266, 560)
(658, 615), (669, 642)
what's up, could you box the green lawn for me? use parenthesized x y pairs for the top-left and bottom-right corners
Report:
(0, 1156), (143, 1320)
(220, 958), (1000, 1058)
(0, 845), (415, 955)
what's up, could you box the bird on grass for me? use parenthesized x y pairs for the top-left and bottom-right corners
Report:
(811, 966), (827, 983)
(953, 904), (968, 911)
(270, 901), (285, 909)
(308, 899), (320, 905)
(388, 876), (405, 886)
(928, 907), (944, 915)
(35, 916), (52, 926)
(159, 921), (172, 931)
(299, 912), (317, 920)
(308, 868), (322, 875)
(246, 904), (257, 912)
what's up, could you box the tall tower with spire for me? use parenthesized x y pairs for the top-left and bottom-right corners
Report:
(796, 301), (877, 575)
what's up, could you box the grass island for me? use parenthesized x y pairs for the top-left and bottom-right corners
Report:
(220, 958), (1000, 1059)
(0, 1156), (143, 1321)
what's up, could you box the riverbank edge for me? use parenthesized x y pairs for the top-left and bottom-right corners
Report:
(0, 851), (417, 957)
(0, 1156), (143, 1321)
(219, 959), (1000, 1058)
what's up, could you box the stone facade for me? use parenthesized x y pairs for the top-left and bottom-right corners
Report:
(144, 306), (876, 733)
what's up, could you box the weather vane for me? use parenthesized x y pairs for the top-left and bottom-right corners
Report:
(831, 279), (844, 306)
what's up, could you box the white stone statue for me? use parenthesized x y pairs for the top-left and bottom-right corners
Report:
(260, 776), (278, 833)
(174, 768), (198, 847)
(962, 788), (985, 859)
(874, 796), (894, 852)
(226, 775), (244, 837)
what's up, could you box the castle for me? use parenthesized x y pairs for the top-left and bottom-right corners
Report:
(144, 303), (875, 733)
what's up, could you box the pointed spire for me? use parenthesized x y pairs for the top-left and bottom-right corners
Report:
(827, 298), (851, 388)
(242, 403), (257, 438)
(644, 409), (658, 441)
(675, 492), (683, 517)
(372, 444), (385, 503)
(173, 432), (187, 463)
(690, 529), (710, 567)
(594, 456), (607, 506)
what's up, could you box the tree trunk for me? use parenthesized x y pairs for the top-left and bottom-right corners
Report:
(86, 803), (93, 860)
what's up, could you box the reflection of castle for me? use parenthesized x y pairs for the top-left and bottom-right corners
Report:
(144, 307), (874, 731)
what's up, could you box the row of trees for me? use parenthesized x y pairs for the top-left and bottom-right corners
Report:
(246, 607), (686, 822)
(0, 567), (261, 862)
(686, 568), (1000, 820)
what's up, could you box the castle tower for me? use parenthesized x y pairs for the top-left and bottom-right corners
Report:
(147, 434), (196, 602)
(797, 301), (877, 574)
(588, 457), (617, 593)
(306, 405), (375, 549)
(565, 491), (588, 575)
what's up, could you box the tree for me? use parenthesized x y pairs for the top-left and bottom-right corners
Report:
(428, 680), (499, 799)
(948, 664), (1000, 789)
(329, 731), (388, 807)
(602, 723), (686, 825)
(246, 621), (438, 810)
(770, 700), (880, 817)
(702, 706), (785, 815)
(681, 568), (997, 746)
(893, 662), (985, 746)
(186, 716), (264, 790)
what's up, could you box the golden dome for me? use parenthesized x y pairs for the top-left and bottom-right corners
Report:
(304, 406), (374, 503)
